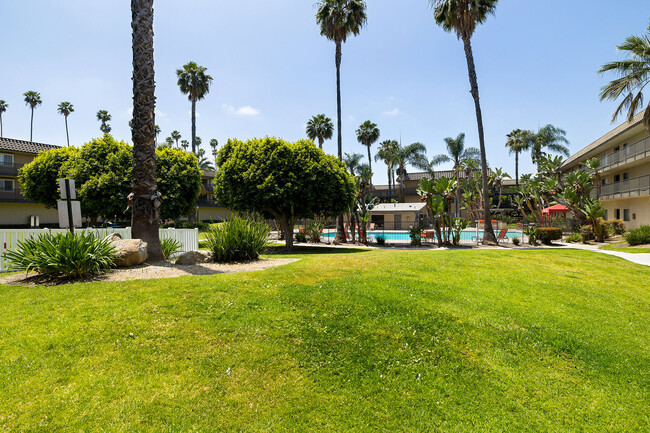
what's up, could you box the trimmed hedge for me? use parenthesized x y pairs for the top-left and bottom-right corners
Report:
(536, 227), (563, 244)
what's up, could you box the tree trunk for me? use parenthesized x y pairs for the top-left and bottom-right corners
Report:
(463, 37), (496, 245)
(282, 214), (294, 250)
(191, 98), (197, 155)
(1, 113), (4, 138)
(318, 137), (324, 149)
(515, 151), (519, 187)
(387, 167), (392, 201)
(65, 116), (70, 147)
(30, 108), (34, 142)
(334, 40), (346, 243)
(131, 0), (163, 261)
(367, 145), (372, 185)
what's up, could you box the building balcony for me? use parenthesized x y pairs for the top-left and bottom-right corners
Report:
(0, 185), (33, 203)
(599, 136), (650, 172)
(0, 163), (24, 177)
(197, 196), (219, 207)
(598, 174), (650, 200)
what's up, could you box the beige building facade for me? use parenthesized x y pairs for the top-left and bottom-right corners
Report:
(560, 112), (650, 229)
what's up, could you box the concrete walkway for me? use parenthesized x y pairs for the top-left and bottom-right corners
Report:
(555, 242), (650, 267)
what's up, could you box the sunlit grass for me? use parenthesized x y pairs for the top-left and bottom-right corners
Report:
(0, 248), (648, 431)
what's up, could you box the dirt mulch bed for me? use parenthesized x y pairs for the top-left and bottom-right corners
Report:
(0, 258), (300, 287)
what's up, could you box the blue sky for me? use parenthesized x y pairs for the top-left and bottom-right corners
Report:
(0, 0), (647, 184)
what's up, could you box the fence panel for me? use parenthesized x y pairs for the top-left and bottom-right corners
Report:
(0, 228), (198, 272)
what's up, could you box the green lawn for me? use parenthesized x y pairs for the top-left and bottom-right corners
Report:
(1, 248), (648, 432)
(599, 241), (650, 254)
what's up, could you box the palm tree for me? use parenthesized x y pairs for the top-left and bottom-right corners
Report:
(130, 0), (163, 260)
(176, 61), (213, 154)
(57, 102), (74, 147)
(164, 136), (174, 148)
(488, 167), (510, 209)
(343, 152), (364, 176)
(96, 110), (112, 133)
(180, 140), (189, 151)
(585, 157), (602, 200)
(23, 91), (42, 142)
(395, 142), (428, 202)
(210, 139), (218, 164)
(316, 0), (367, 242)
(599, 26), (650, 131)
(429, 133), (479, 215)
(432, 0), (499, 244)
(198, 156), (215, 171)
(356, 120), (380, 183)
(195, 136), (202, 149)
(0, 100), (8, 138)
(171, 130), (181, 148)
(505, 129), (531, 186)
(306, 114), (334, 149)
(375, 139), (399, 201)
(154, 124), (161, 145)
(530, 124), (569, 165)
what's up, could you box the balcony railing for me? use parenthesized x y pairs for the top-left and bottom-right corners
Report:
(0, 163), (24, 177)
(598, 174), (650, 200)
(600, 136), (650, 171)
(0, 185), (33, 203)
(197, 196), (219, 207)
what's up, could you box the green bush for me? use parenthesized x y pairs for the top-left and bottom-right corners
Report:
(624, 225), (650, 246)
(295, 232), (307, 243)
(607, 219), (626, 235)
(512, 237), (520, 246)
(5, 231), (115, 277)
(565, 232), (581, 243)
(536, 227), (563, 244)
(306, 221), (323, 243)
(375, 235), (386, 246)
(409, 227), (422, 246)
(581, 225), (594, 243)
(204, 216), (270, 262)
(524, 226), (538, 246)
(161, 237), (183, 259)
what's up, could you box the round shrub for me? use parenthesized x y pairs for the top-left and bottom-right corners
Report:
(295, 232), (307, 243)
(536, 227), (563, 244)
(5, 231), (116, 278)
(375, 235), (386, 246)
(204, 216), (270, 262)
(624, 225), (650, 246)
(512, 237), (520, 246)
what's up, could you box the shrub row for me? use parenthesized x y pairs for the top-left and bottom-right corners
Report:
(536, 227), (563, 244)
(624, 225), (650, 246)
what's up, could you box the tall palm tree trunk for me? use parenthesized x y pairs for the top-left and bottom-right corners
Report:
(366, 145), (372, 184)
(65, 116), (70, 147)
(463, 37), (496, 244)
(334, 40), (346, 243)
(131, 0), (163, 261)
(30, 108), (34, 142)
(387, 167), (392, 201)
(191, 98), (197, 154)
(515, 151), (519, 186)
(318, 137), (324, 149)
(0, 114), (3, 138)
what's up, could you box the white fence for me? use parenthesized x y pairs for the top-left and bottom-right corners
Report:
(0, 228), (198, 272)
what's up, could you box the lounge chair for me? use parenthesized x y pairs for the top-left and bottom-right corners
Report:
(472, 228), (510, 244)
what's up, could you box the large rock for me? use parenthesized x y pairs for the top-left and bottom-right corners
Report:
(112, 239), (148, 267)
(175, 250), (212, 266)
(104, 233), (122, 243)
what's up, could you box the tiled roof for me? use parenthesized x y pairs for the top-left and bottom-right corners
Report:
(0, 137), (60, 154)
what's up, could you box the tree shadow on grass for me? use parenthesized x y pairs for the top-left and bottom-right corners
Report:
(265, 244), (371, 255)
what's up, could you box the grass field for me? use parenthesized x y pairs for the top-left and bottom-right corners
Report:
(1, 248), (648, 432)
(599, 241), (650, 254)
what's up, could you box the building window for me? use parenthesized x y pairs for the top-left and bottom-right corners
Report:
(624, 209), (631, 222)
(623, 172), (630, 181)
(601, 178), (607, 186)
(0, 179), (14, 191)
(615, 209), (621, 220)
(0, 154), (13, 166)
(614, 174), (621, 183)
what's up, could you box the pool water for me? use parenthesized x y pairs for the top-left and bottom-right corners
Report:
(320, 230), (523, 242)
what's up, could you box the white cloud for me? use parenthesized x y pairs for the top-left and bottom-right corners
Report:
(155, 109), (167, 118)
(223, 104), (260, 116)
(347, 115), (355, 122)
(382, 108), (400, 116)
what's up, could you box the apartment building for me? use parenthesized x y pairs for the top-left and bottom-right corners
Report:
(0, 137), (60, 227)
(560, 112), (649, 229)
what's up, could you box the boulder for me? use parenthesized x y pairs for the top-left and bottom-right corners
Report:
(175, 250), (212, 266)
(112, 239), (148, 267)
(104, 233), (122, 243)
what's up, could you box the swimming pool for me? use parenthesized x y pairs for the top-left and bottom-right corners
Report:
(320, 229), (523, 242)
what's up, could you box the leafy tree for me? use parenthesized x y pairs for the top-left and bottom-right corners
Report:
(214, 137), (356, 250)
(599, 25), (650, 131)
(131, 0), (163, 260)
(530, 124), (569, 165)
(18, 146), (79, 208)
(355, 120), (380, 182)
(375, 139), (399, 201)
(171, 130), (181, 148)
(432, 0), (498, 244)
(176, 61), (213, 154)
(306, 114), (334, 149)
(155, 147), (202, 221)
(0, 100), (8, 138)
(23, 91), (42, 142)
(57, 102), (74, 147)
(429, 132), (480, 214)
(505, 129), (531, 186)
(316, 0), (367, 243)
(96, 110), (112, 133)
